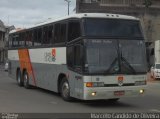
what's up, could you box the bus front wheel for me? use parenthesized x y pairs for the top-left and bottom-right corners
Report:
(23, 71), (30, 89)
(60, 77), (71, 101)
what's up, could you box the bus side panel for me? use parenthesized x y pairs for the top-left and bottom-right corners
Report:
(29, 62), (84, 100)
(28, 47), (87, 99)
(8, 50), (20, 80)
(8, 60), (20, 80)
(31, 63), (67, 92)
(28, 48), (67, 92)
(66, 70), (90, 99)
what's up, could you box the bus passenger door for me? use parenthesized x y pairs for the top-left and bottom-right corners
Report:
(74, 44), (84, 99)
(67, 43), (84, 99)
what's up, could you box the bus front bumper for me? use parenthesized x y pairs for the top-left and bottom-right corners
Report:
(83, 86), (146, 100)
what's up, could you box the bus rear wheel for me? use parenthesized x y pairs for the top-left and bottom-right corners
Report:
(17, 69), (23, 86)
(23, 71), (30, 89)
(60, 77), (71, 101)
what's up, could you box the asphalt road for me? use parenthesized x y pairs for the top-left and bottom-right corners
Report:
(0, 67), (160, 113)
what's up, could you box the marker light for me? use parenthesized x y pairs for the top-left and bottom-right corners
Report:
(91, 92), (96, 96)
(118, 76), (124, 81)
(86, 82), (93, 87)
(86, 82), (104, 87)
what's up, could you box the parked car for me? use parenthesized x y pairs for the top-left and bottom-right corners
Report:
(4, 60), (9, 71)
(151, 63), (160, 80)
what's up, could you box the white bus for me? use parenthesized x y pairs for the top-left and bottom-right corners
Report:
(8, 13), (147, 101)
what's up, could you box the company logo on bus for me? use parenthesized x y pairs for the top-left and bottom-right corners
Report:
(118, 76), (124, 86)
(44, 49), (56, 62)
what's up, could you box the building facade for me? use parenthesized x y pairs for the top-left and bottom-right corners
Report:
(76, 0), (160, 43)
(0, 20), (14, 64)
(0, 20), (6, 64)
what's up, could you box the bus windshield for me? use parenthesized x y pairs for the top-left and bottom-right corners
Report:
(84, 18), (143, 38)
(85, 39), (147, 74)
(85, 40), (118, 74)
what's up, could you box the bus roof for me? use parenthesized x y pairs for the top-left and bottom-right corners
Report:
(10, 13), (139, 34)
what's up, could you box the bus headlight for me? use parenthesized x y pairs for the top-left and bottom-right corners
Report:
(86, 82), (104, 87)
(135, 81), (146, 86)
(139, 89), (144, 94)
(91, 92), (96, 96)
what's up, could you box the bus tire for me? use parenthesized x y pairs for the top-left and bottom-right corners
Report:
(60, 77), (72, 101)
(108, 98), (120, 102)
(17, 69), (23, 86)
(23, 71), (30, 89)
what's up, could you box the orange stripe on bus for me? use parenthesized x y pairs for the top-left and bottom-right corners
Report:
(18, 49), (36, 86)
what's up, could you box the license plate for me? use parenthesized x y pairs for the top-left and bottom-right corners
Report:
(114, 91), (125, 96)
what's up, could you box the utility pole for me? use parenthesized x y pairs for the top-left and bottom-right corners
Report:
(64, 0), (71, 15)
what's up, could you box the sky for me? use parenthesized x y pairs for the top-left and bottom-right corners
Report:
(0, 0), (76, 28)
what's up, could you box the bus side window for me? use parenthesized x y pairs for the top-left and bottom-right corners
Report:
(67, 44), (83, 72)
(60, 23), (66, 44)
(28, 31), (34, 46)
(12, 34), (19, 47)
(68, 21), (81, 42)
(22, 32), (26, 46)
(9, 35), (12, 48)
(33, 30), (37, 46)
(67, 46), (74, 68)
(54, 23), (66, 44)
(42, 26), (50, 45)
(54, 23), (61, 44)
(36, 28), (42, 46)
(48, 25), (54, 45)
(51, 25), (55, 44)
(16, 34), (19, 47)
(26, 32), (29, 46)
(19, 32), (25, 47)
(74, 45), (83, 71)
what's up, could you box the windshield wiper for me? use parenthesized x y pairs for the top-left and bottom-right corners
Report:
(121, 56), (136, 74)
(106, 57), (119, 73)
